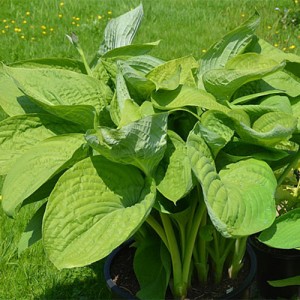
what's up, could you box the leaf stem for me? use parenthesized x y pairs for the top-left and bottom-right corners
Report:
(77, 47), (93, 76)
(228, 237), (247, 279)
(182, 198), (206, 286)
(160, 212), (186, 299)
(146, 214), (168, 248)
(277, 150), (300, 186)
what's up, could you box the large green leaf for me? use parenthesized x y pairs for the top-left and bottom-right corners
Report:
(151, 85), (229, 113)
(4, 65), (113, 130)
(43, 155), (156, 269)
(203, 53), (285, 101)
(85, 113), (168, 175)
(198, 11), (260, 88)
(187, 123), (277, 237)
(1, 134), (88, 217)
(146, 56), (198, 90)
(98, 4), (143, 56)
(231, 111), (297, 147)
(155, 131), (194, 203)
(0, 114), (82, 175)
(259, 208), (300, 249)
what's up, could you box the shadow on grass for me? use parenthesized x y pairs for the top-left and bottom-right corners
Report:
(35, 261), (111, 300)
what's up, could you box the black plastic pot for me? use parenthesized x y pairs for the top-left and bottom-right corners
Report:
(249, 235), (300, 299)
(104, 240), (257, 300)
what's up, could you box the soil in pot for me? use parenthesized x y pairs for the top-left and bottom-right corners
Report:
(249, 236), (300, 299)
(105, 241), (257, 300)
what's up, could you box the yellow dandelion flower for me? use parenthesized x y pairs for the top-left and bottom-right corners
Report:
(289, 45), (296, 49)
(60, 2), (64, 6)
(274, 43), (279, 47)
(11, 20), (15, 24)
(42, 31), (46, 35)
(5, 25), (9, 29)
(97, 15), (102, 20)
(72, 16), (76, 20)
(50, 27), (54, 32)
(295, 0), (299, 4)
(76, 17), (80, 21)
(241, 13), (245, 18)
(1, 30), (5, 34)
(76, 24), (80, 27)
(3, 19), (7, 23)
(202, 49), (207, 53)
(275, 31), (279, 34)
(267, 25), (272, 30)
(41, 25), (46, 30)
(23, 20), (27, 24)
(107, 11), (112, 15)
(58, 14), (63, 18)
(71, 21), (75, 25)
(283, 47), (287, 51)
(20, 35), (25, 39)
(14, 27), (21, 32)
(26, 12), (30, 16)
(31, 37), (35, 41)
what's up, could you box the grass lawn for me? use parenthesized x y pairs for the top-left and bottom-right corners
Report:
(0, 0), (300, 299)
(0, 0), (299, 63)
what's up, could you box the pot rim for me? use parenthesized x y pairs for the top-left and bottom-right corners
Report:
(249, 235), (300, 260)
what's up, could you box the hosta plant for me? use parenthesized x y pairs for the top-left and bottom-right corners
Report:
(1, 4), (300, 300)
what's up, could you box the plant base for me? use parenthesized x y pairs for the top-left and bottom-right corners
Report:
(104, 240), (257, 300)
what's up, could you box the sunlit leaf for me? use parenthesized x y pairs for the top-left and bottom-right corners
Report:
(43, 156), (156, 269)
(187, 123), (277, 237)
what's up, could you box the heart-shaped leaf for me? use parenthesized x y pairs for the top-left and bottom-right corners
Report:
(187, 123), (277, 237)
(43, 155), (156, 269)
